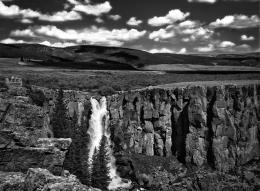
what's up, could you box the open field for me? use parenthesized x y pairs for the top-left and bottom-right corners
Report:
(1, 58), (260, 92)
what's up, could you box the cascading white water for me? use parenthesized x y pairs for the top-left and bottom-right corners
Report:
(88, 97), (131, 190)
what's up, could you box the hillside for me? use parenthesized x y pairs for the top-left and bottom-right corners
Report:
(0, 43), (259, 71)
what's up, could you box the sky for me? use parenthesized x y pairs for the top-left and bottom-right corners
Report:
(0, 0), (259, 54)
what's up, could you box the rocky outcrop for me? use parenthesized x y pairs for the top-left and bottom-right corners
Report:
(150, 168), (255, 191)
(107, 81), (260, 172)
(0, 168), (99, 191)
(0, 171), (25, 191)
(0, 137), (71, 175)
(0, 87), (72, 175)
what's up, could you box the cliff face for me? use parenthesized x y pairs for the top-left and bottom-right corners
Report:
(0, 87), (96, 191)
(0, 81), (259, 190)
(107, 81), (260, 171)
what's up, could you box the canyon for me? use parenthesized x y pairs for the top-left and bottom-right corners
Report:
(0, 80), (259, 190)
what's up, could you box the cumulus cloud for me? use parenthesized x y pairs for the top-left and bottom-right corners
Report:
(0, 1), (40, 18)
(149, 20), (213, 42)
(188, 0), (259, 3)
(236, 44), (251, 49)
(109, 14), (121, 21)
(73, 1), (112, 16)
(210, 14), (260, 29)
(95, 17), (104, 23)
(149, 48), (174, 53)
(39, 10), (81, 22)
(241, 34), (255, 41)
(178, 48), (187, 54)
(10, 28), (35, 37)
(149, 28), (175, 41)
(194, 44), (215, 52)
(188, 0), (217, 3)
(20, 18), (33, 24)
(0, 38), (25, 44)
(182, 27), (213, 41)
(193, 40), (250, 53)
(179, 20), (198, 28)
(218, 41), (236, 48)
(148, 9), (190, 27)
(149, 47), (187, 54)
(127, 17), (143, 26)
(0, 1), (82, 22)
(10, 25), (146, 47)
(40, 41), (76, 47)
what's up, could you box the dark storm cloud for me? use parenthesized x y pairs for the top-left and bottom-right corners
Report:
(0, 0), (259, 53)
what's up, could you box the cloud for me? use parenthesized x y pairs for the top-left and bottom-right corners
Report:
(95, 17), (104, 23)
(109, 14), (121, 21)
(0, 1), (40, 18)
(194, 44), (215, 52)
(10, 28), (35, 37)
(73, 1), (112, 16)
(178, 48), (187, 54)
(241, 34), (255, 41)
(209, 14), (260, 29)
(149, 47), (187, 54)
(67, 0), (90, 5)
(39, 10), (82, 22)
(20, 18), (33, 24)
(148, 9), (190, 27)
(0, 1), (82, 22)
(149, 28), (175, 41)
(149, 48), (174, 53)
(0, 38), (25, 44)
(188, 0), (260, 3)
(149, 20), (213, 42)
(127, 17), (143, 26)
(218, 41), (236, 48)
(193, 40), (250, 53)
(10, 25), (146, 47)
(188, 0), (217, 3)
(179, 20), (198, 28)
(236, 44), (250, 49)
(182, 27), (213, 41)
(40, 41), (76, 47)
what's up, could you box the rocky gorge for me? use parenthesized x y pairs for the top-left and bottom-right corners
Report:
(0, 80), (259, 190)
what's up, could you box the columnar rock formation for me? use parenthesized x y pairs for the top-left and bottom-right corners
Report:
(0, 81), (259, 190)
(107, 82), (260, 171)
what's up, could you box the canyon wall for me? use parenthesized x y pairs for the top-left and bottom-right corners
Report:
(0, 80), (259, 190)
(107, 81), (260, 171)
(0, 86), (97, 190)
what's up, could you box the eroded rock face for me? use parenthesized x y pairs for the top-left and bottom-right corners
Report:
(25, 168), (93, 191)
(1, 81), (260, 190)
(0, 138), (72, 175)
(107, 83), (260, 172)
(0, 168), (99, 191)
(0, 171), (25, 191)
(0, 88), (72, 175)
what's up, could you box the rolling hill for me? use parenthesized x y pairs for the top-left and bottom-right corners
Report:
(0, 43), (259, 71)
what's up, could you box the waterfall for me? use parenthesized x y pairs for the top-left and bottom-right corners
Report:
(88, 97), (131, 190)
